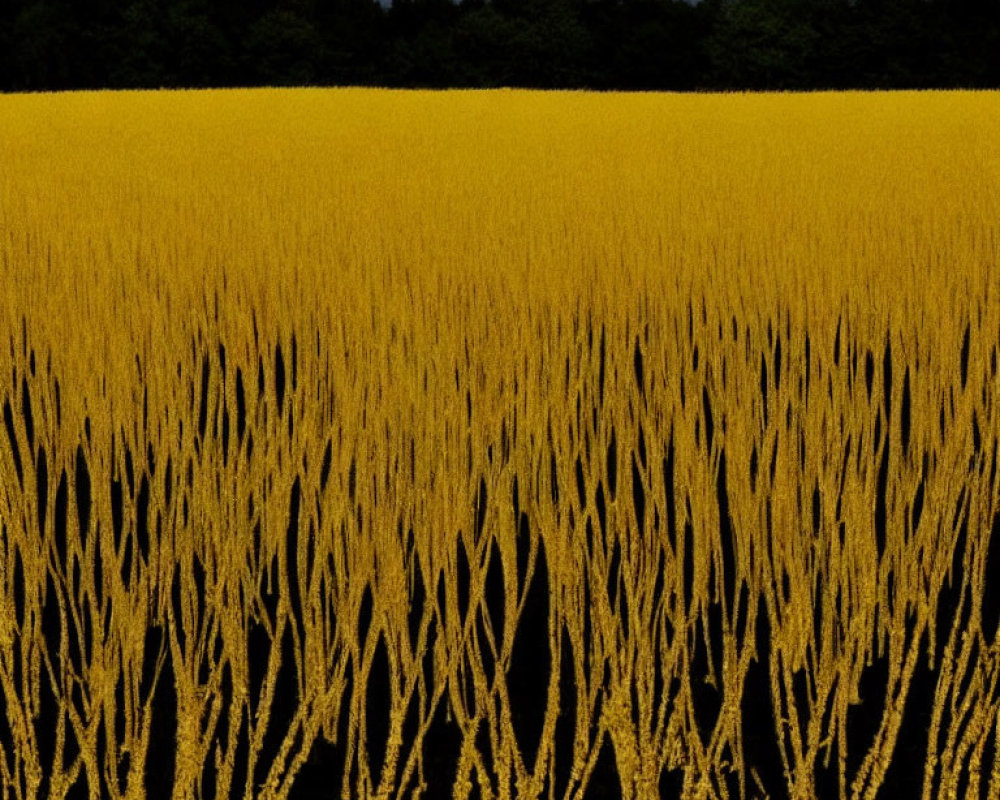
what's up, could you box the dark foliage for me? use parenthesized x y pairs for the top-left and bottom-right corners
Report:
(1, 0), (998, 92)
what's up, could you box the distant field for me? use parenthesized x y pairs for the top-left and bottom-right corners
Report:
(1, 88), (999, 800)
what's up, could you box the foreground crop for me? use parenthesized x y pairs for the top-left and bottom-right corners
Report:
(1, 89), (999, 800)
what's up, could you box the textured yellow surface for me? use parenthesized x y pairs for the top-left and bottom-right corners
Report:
(0, 88), (998, 800)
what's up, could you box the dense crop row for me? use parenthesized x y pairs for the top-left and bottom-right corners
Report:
(1, 89), (999, 800)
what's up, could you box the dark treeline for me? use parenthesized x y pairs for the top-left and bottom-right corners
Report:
(1, 0), (999, 93)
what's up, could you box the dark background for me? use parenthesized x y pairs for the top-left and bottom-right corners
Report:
(0, 0), (998, 93)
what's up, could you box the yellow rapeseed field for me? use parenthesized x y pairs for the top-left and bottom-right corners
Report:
(0, 88), (999, 800)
